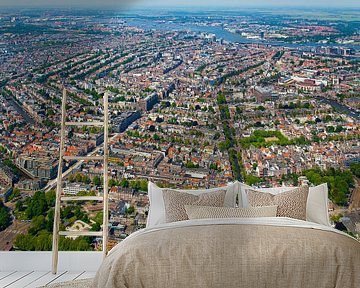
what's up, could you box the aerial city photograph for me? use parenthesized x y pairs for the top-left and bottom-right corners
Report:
(0, 0), (359, 287)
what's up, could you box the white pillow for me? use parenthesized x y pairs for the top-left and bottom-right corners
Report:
(146, 181), (239, 228)
(239, 183), (330, 226)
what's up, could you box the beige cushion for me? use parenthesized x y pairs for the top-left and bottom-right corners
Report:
(239, 183), (330, 226)
(162, 189), (226, 223)
(246, 186), (309, 220)
(185, 205), (278, 220)
(147, 181), (239, 228)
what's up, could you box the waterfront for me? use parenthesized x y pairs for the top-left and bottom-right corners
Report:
(5, 95), (35, 125)
(125, 17), (360, 50)
(316, 96), (360, 121)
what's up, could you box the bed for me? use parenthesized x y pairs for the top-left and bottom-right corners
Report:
(92, 182), (360, 288)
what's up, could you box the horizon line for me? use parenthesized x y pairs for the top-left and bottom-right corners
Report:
(0, 4), (360, 9)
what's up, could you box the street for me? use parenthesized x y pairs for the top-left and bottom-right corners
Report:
(0, 220), (31, 250)
(44, 133), (119, 192)
(349, 177), (360, 212)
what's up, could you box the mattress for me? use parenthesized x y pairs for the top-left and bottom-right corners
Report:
(92, 217), (360, 288)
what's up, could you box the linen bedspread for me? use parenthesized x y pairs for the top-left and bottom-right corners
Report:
(93, 218), (360, 288)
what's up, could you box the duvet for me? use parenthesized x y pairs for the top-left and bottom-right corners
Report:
(92, 218), (360, 288)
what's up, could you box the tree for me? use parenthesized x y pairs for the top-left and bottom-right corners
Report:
(46, 208), (54, 232)
(184, 161), (199, 169)
(45, 190), (56, 207)
(26, 191), (48, 219)
(75, 173), (83, 183)
(0, 200), (11, 231)
(303, 168), (354, 206)
(8, 188), (21, 201)
(61, 206), (74, 220)
(14, 234), (36, 251)
(90, 222), (101, 231)
(350, 163), (360, 177)
(330, 213), (343, 223)
(14, 233), (93, 251)
(126, 206), (135, 215)
(245, 175), (263, 186)
(94, 212), (103, 225)
(326, 126), (335, 133)
(120, 178), (129, 188)
(217, 92), (227, 105)
(208, 106), (215, 113)
(108, 178), (117, 187)
(210, 163), (218, 171)
(15, 200), (24, 212)
(93, 176), (101, 186)
(28, 215), (47, 235)
(335, 125), (343, 133)
(139, 180), (148, 192)
(36, 231), (52, 251)
(214, 132), (221, 140)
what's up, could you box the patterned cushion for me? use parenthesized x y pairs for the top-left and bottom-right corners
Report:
(184, 205), (278, 220)
(246, 186), (309, 220)
(162, 189), (226, 223)
(147, 182), (239, 228)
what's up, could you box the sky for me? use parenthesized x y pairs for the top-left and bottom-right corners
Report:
(0, 0), (359, 8)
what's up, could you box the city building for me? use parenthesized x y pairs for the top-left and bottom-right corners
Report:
(0, 162), (15, 187)
(113, 111), (141, 133)
(14, 178), (47, 193)
(253, 86), (279, 103)
(63, 183), (91, 195)
(295, 79), (323, 92)
(16, 156), (58, 180)
(139, 93), (159, 111)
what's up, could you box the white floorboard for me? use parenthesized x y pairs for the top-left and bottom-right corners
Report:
(0, 272), (16, 281)
(0, 271), (33, 288)
(0, 270), (96, 288)
(48, 271), (84, 285)
(74, 271), (96, 280)
(24, 271), (67, 288)
(6, 272), (49, 288)
(0, 252), (100, 287)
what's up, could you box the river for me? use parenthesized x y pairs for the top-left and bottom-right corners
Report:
(125, 18), (360, 51)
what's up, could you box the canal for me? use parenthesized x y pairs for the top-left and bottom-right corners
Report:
(316, 96), (360, 121)
(5, 94), (36, 125)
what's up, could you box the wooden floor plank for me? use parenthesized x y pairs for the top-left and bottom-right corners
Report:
(0, 272), (16, 281)
(0, 271), (32, 287)
(48, 271), (84, 285)
(24, 271), (66, 288)
(75, 271), (96, 280)
(6, 271), (49, 288)
(0, 271), (96, 287)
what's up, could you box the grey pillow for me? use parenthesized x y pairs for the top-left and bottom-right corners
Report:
(162, 189), (226, 223)
(246, 186), (309, 220)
